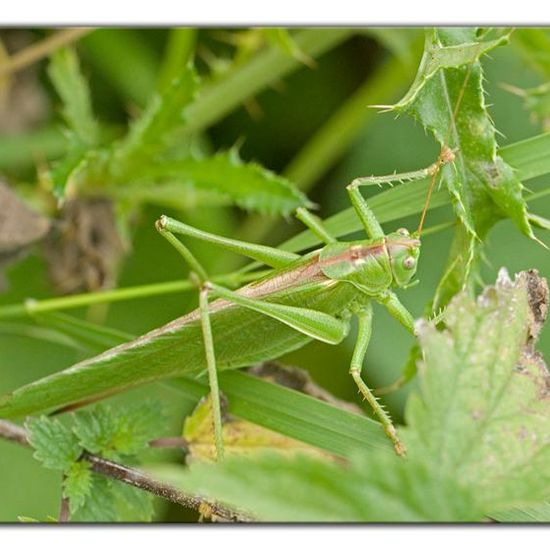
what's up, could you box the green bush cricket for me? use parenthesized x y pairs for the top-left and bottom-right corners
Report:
(0, 145), (455, 459)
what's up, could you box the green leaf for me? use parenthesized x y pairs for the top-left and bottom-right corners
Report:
(389, 28), (537, 309)
(48, 47), (99, 146)
(48, 146), (90, 199)
(137, 150), (312, 216)
(25, 416), (81, 471)
(405, 269), (550, 511)
(156, 451), (482, 522)
(112, 482), (155, 522)
(73, 402), (163, 460)
(70, 473), (154, 522)
(112, 65), (200, 179)
(63, 461), (93, 515)
(491, 501), (550, 523)
(72, 474), (117, 522)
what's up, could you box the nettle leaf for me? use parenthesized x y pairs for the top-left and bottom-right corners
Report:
(113, 482), (155, 522)
(138, 150), (312, 216)
(63, 461), (93, 515)
(156, 451), (481, 522)
(72, 402), (163, 460)
(72, 474), (117, 522)
(25, 416), (82, 471)
(405, 269), (550, 512)
(48, 47), (99, 145)
(71, 474), (154, 522)
(390, 28), (537, 309)
(111, 65), (200, 180)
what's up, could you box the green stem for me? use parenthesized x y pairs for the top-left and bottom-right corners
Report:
(0, 271), (267, 320)
(182, 28), (354, 136)
(157, 28), (197, 92)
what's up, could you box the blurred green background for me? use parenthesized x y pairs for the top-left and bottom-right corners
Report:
(0, 28), (549, 522)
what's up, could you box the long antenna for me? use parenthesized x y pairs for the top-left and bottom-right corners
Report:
(416, 53), (476, 236)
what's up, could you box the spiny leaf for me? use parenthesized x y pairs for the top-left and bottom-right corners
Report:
(137, 150), (312, 216)
(389, 28), (538, 309)
(47, 47), (100, 198)
(405, 269), (550, 511)
(25, 416), (81, 471)
(155, 451), (482, 522)
(48, 47), (99, 145)
(63, 461), (92, 515)
(111, 65), (200, 179)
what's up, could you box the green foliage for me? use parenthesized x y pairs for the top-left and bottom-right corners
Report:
(156, 271), (550, 521)
(406, 269), (550, 511)
(25, 403), (158, 521)
(64, 461), (93, 514)
(158, 451), (481, 522)
(2, 27), (550, 524)
(72, 476), (154, 522)
(48, 48), (100, 146)
(389, 28), (538, 309)
(136, 150), (314, 215)
(73, 402), (163, 460)
(46, 45), (310, 216)
(111, 67), (200, 179)
(26, 416), (81, 471)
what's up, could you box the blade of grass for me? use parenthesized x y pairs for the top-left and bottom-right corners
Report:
(168, 372), (391, 458)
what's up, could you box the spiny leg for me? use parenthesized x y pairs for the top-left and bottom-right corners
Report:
(346, 146), (456, 239)
(350, 303), (405, 456)
(156, 218), (225, 460)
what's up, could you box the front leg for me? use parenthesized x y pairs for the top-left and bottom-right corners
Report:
(349, 303), (405, 456)
(377, 291), (415, 335)
(372, 291), (416, 397)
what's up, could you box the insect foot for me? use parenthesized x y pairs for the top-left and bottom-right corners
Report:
(385, 425), (407, 457)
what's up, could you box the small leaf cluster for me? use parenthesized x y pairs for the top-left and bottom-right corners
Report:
(25, 401), (163, 522)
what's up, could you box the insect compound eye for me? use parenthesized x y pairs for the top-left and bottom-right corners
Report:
(397, 228), (409, 236)
(403, 256), (416, 269)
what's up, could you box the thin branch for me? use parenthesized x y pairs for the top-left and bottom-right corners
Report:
(0, 28), (94, 79)
(0, 419), (249, 522)
(59, 475), (70, 523)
